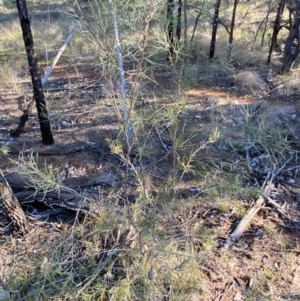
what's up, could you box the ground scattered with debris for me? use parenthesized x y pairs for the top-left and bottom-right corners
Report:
(0, 61), (299, 301)
(0, 0), (300, 299)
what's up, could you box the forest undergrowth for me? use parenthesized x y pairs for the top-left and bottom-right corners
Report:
(0, 0), (300, 300)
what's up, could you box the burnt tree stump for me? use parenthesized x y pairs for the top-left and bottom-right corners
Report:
(0, 170), (29, 236)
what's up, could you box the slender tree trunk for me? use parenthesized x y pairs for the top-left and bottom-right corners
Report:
(229, 0), (239, 44)
(268, 0), (286, 63)
(183, 0), (187, 52)
(16, 0), (54, 145)
(209, 0), (222, 60)
(261, 0), (273, 47)
(176, 0), (182, 42)
(191, 11), (201, 43)
(253, 10), (274, 50)
(167, 0), (174, 60)
(282, 0), (300, 73)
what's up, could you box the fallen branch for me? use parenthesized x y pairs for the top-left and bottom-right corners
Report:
(14, 190), (96, 216)
(11, 21), (80, 137)
(264, 195), (290, 219)
(42, 21), (80, 86)
(230, 196), (265, 241)
(5, 170), (120, 190)
(228, 156), (294, 243)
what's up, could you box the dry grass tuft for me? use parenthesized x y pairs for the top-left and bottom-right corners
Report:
(272, 68), (300, 96)
(0, 63), (23, 95)
(235, 71), (269, 95)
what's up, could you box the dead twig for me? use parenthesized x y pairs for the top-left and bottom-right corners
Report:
(228, 155), (294, 243)
(75, 250), (116, 297)
(229, 196), (265, 242)
(264, 195), (290, 219)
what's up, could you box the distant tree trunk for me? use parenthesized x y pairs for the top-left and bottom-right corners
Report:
(16, 0), (54, 145)
(268, 0), (286, 63)
(176, 0), (182, 42)
(191, 11), (201, 43)
(252, 1), (275, 50)
(282, 0), (300, 73)
(209, 0), (222, 60)
(261, 0), (273, 47)
(183, 0), (187, 52)
(229, 0), (239, 44)
(167, 0), (175, 60)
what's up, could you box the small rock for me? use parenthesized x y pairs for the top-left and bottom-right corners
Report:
(233, 291), (242, 301)
(288, 178), (296, 184)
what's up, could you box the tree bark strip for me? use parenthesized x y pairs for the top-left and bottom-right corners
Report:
(15, 0), (54, 145)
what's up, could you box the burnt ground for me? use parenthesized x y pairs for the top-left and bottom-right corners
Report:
(0, 62), (300, 301)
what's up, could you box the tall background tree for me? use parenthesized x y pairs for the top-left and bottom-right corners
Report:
(167, 0), (175, 60)
(15, 0), (54, 145)
(209, 0), (222, 60)
(229, 0), (239, 45)
(282, 0), (300, 72)
(268, 0), (286, 63)
(176, 0), (182, 43)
